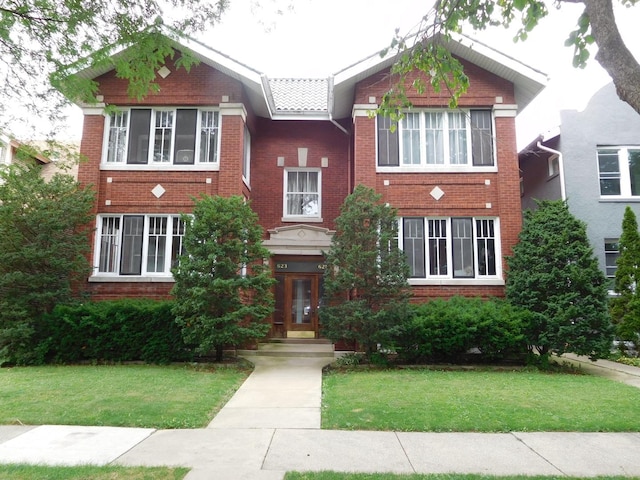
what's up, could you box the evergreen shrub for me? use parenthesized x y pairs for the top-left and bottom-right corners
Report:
(395, 297), (526, 363)
(40, 299), (193, 364)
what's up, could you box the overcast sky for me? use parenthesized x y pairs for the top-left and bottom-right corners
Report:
(202, 0), (639, 149)
(65, 0), (640, 149)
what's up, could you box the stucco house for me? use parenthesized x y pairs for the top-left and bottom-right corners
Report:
(71, 30), (545, 340)
(519, 82), (640, 286)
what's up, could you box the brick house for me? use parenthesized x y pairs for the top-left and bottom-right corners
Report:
(73, 31), (545, 339)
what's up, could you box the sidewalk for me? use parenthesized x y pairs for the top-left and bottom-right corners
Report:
(0, 355), (640, 479)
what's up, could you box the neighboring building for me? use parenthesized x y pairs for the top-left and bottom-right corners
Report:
(519, 82), (640, 286)
(71, 30), (545, 339)
(0, 132), (78, 179)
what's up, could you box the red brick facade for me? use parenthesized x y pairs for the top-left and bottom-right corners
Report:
(76, 39), (542, 323)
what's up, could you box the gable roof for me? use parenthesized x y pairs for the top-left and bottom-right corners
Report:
(71, 29), (547, 122)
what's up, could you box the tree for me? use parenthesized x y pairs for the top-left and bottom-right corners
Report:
(506, 200), (613, 362)
(320, 185), (411, 356)
(171, 195), (274, 362)
(610, 206), (640, 349)
(0, 0), (230, 136)
(381, 0), (640, 117)
(0, 161), (95, 365)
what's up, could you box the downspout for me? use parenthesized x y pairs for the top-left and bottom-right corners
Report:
(327, 75), (349, 135)
(536, 140), (566, 201)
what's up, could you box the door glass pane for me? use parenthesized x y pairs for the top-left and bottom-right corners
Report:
(292, 278), (312, 324)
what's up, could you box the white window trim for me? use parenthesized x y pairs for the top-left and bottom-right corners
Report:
(100, 107), (221, 170)
(91, 214), (185, 281)
(398, 216), (503, 285)
(548, 154), (560, 178)
(376, 109), (497, 173)
(282, 168), (323, 222)
(598, 146), (640, 200)
(242, 125), (251, 187)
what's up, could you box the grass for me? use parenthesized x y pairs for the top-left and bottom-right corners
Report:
(0, 465), (188, 479)
(285, 475), (640, 480)
(322, 368), (640, 432)
(0, 364), (250, 428)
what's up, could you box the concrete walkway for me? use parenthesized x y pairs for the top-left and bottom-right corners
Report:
(1, 355), (640, 479)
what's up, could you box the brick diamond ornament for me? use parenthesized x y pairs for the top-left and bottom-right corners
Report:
(151, 184), (166, 198)
(430, 186), (445, 201)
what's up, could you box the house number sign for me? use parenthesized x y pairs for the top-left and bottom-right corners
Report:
(275, 261), (327, 273)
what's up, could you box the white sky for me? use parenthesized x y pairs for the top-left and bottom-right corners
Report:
(66, 0), (640, 149)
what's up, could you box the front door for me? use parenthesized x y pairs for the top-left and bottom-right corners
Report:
(272, 258), (326, 338)
(287, 275), (319, 336)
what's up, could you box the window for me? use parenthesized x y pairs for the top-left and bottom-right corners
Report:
(242, 126), (251, 184)
(598, 147), (640, 197)
(548, 154), (560, 177)
(605, 239), (620, 278)
(104, 108), (220, 166)
(284, 169), (321, 219)
(199, 110), (219, 163)
(377, 110), (494, 169)
(377, 114), (399, 167)
(401, 217), (499, 279)
(95, 215), (186, 276)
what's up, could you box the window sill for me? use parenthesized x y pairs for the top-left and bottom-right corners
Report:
(89, 275), (175, 283)
(408, 278), (504, 286)
(282, 217), (323, 223)
(100, 164), (220, 172)
(377, 165), (497, 174)
(599, 197), (640, 202)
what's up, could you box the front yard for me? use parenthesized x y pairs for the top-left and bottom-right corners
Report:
(0, 364), (250, 429)
(322, 368), (640, 432)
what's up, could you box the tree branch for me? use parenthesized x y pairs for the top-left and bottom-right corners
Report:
(582, 0), (640, 114)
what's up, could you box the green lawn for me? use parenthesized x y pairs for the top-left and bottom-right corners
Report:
(285, 475), (640, 480)
(322, 369), (640, 432)
(0, 364), (249, 428)
(0, 465), (188, 479)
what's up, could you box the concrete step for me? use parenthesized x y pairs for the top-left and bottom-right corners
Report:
(238, 341), (336, 358)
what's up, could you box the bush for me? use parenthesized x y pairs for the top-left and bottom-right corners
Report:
(395, 297), (526, 364)
(40, 299), (194, 364)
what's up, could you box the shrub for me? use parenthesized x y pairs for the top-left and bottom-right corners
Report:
(40, 299), (194, 364)
(395, 297), (526, 364)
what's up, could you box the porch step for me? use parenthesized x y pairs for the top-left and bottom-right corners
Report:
(238, 340), (336, 358)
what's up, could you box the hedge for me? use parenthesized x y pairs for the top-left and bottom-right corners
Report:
(395, 297), (527, 363)
(39, 299), (194, 364)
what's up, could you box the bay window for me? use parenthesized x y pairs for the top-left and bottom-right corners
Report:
(95, 215), (186, 277)
(104, 108), (220, 166)
(377, 110), (494, 169)
(401, 217), (500, 280)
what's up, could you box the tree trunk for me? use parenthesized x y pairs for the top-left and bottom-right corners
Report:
(215, 345), (224, 362)
(581, 0), (640, 115)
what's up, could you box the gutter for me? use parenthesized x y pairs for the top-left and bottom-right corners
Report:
(536, 140), (566, 200)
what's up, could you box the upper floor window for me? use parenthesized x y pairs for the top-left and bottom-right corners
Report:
(95, 214), (186, 277)
(283, 169), (321, 220)
(400, 216), (500, 280)
(104, 108), (220, 167)
(377, 110), (494, 170)
(598, 147), (640, 197)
